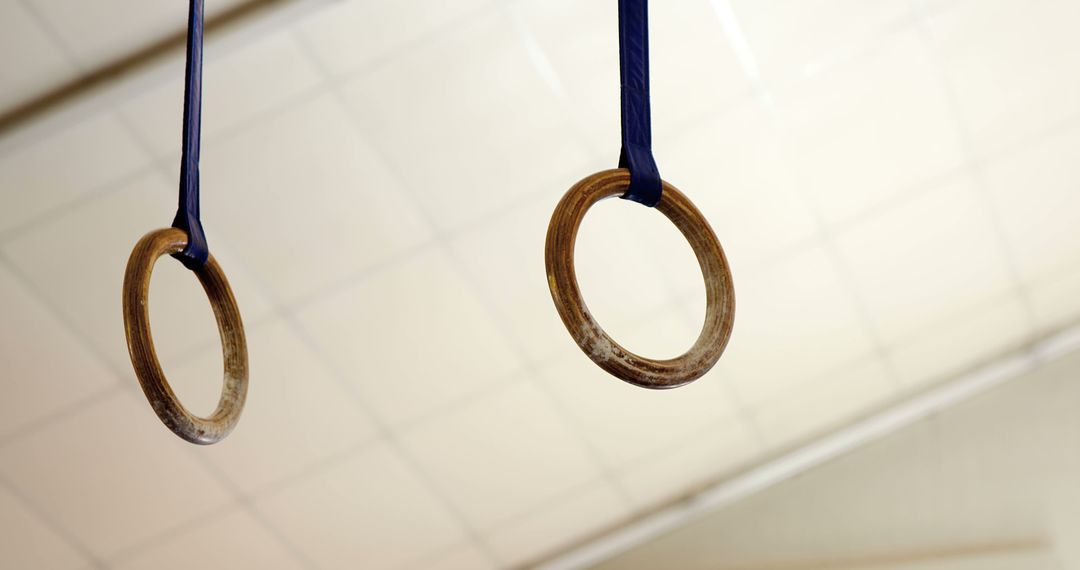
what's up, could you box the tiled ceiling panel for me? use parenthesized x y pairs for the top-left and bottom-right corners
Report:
(2, 0), (1080, 568)
(26, 0), (248, 71)
(0, 2), (77, 113)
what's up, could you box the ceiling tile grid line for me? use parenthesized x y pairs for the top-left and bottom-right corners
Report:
(704, 0), (913, 122)
(161, 418), (322, 570)
(279, 313), (511, 568)
(0, 383), (120, 451)
(0, 473), (104, 569)
(184, 378), (754, 570)
(737, 350), (888, 418)
(0, 292), (311, 570)
(292, 11), (605, 440)
(0, 2), (77, 115)
(666, 91), (1078, 283)
(0, 111), (156, 237)
(98, 301), (1066, 570)
(100, 498), (246, 568)
(286, 28), (641, 561)
(0, 299), (460, 570)
(3, 0), (928, 144)
(311, 15), (751, 552)
(777, 211), (905, 390)
(475, 2), (770, 457)
(189, 251), (505, 566)
(718, 26), (906, 394)
(0, 0), (1012, 164)
(213, 196), (525, 569)
(291, 0), (572, 470)
(15, 0), (88, 74)
(117, 77), (329, 167)
(714, 4), (1078, 397)
(0, 0), (1043, 257)
(503, 3), (610, 162)
(667, 296), (770, 451)
(294, 0), (504, 84)
(649, 92), (1080, 353)
(2, 170), (557, 544)
(0, 0), (1036, 431)
(0, 0), (976, 446)
(0, 160), (159, 246)
(909, 1), (1040, 345)
(0, 51), (329, 566)
(0, 250), (133, 383)
(2, 0), (1079, 567)
(27, 220), (1028, 565)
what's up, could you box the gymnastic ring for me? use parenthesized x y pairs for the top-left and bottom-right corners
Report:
(545, 169), (735, 389)
(122, 227), (248, 444)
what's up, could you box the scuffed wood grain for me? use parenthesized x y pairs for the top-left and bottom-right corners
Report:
(122, 227), (248, 444)
(545, 169), (735, 389)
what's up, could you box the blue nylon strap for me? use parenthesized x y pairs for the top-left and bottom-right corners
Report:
(171, 0), (209, 269)
(617, 0), (662, 207)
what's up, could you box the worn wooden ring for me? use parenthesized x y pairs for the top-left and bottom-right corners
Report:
(545, 169), (735, 389)
(122, 227), (248, 444)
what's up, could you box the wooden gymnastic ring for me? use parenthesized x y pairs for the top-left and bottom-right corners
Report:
(545, 169), (735, 389)
(122, 227), (248, 444)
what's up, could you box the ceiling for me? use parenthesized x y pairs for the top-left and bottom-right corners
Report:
(592, 342), (1080, 570)
(2, 0), (1080, 568)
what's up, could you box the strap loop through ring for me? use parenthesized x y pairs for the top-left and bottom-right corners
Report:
(122, 228), (248, 444)
(545, 169), (735, 389)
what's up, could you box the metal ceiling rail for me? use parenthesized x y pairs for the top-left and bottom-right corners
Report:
(0, 0), (330, 154)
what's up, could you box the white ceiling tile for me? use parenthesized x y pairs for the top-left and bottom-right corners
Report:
(0, 2), (77, 113)
(750, 357), (895, 448)
(617, 417), (760, 510)
(119, 31), (322, 160)
(1, 174), (274, 373)
(447, 195), (573, 363)
(572, 197), (703, 336)
(649, 0), (756, 133)
(539, 312), (742, 470)
(338, 11), (594, 231)
(400, 380), (606, 531)
(889, 294), (1029, 389)
(716, 245), (877, 406)
(659, 102), (818, 268)
(982, 125), (1080, 284)
(298, 0), (493, 78)
(401, 542), (496, 570)
(0, 264), (115, 438)
(296, 250), (523, 427)
(199, 93), (432, 303)
(28, 0), (246, 70)
(256, 441), (466, 569)
(0, 484), (87, 570)
(516, 0), (753, 152)
(0, 113), (146, 233)
(913, 0), (968, 16)
(835, 174), (1014, 343)
(164, 319), (380, 493)
(775, 30), (966, 225)
(3, 0), (1079, 561)
(111, 509), (303, 570)
(1029, 266), (1080, 337)
(508, 0), (617, 155)
(928, 0), (1080, 158)
(484, 481), (630, 568)
(728, 0), (914, 84)
(0, 390), (234, 558)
